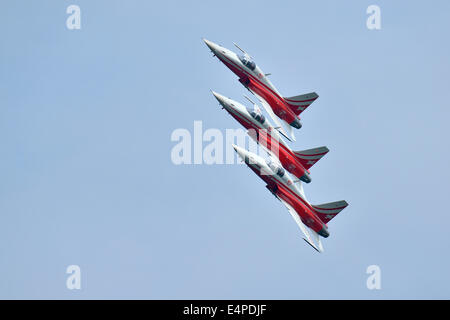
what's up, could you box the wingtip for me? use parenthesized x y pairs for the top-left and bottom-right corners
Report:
(303, 238), (322, 253)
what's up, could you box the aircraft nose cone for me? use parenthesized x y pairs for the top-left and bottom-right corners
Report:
(232, 144), (241, 154)
(211, 90), (225, 103)
(232, 144), (247, 160)
(203, 38), (217, 52)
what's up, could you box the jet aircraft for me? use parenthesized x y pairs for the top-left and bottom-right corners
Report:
(212, 91), (328, 183)
(204, 39), (318, 141)
(233, 145), (348, 252)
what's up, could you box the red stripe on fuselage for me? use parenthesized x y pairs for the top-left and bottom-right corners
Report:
(217, 54), (298, 123)
(250, 163), (322, 231)
(255, 132), (308, 178)
(265, 174), (324, 233)
(224, 107), (308, 179)
(224, 107), (256, 131)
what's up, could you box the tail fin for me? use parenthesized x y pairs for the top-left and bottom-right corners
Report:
(312, 201), (348, 224)
(292, 146), (329, 170)
(283, 92), (318, 115)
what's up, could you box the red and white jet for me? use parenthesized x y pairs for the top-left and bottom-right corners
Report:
(232, 145), (348, 252)
(212, 91), (328, 183)
(203, 39), (318, 141)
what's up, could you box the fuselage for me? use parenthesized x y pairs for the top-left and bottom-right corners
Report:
(212, 92), (311, 183)
(233, 146), (329, 237)
(204, 39), (302, 128)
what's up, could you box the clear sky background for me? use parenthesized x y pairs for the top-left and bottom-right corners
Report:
(1, 0), (449, 299)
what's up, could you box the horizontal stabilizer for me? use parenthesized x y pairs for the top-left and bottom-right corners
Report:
(312, 200), (348, 224)
(292, 146), (329, 170)
(283, 92), (318, 115)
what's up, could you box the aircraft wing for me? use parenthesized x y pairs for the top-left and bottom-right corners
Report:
(281, 119), (296, 142)
(251, 92), (294, 142)
(278, 197), (323, 252)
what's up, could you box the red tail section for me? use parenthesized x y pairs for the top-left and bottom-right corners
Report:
(283, 92), (319, 115)
(312, 201), (349, 224)
(292, 146), (329, 170)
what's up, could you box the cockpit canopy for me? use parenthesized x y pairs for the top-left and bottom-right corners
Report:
(238, 54), (256, 71)
(267, 160), (285, 178)
(275, 166), (285, 177)
(249, 110), (266, 125)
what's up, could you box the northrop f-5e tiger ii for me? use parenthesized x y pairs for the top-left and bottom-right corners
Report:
(203, 38), (318, 141)
(211, 91), (328, 183)
(233, 145), (348, 252)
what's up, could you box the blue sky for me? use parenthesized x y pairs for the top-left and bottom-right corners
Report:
(1, 0), (449, 299)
